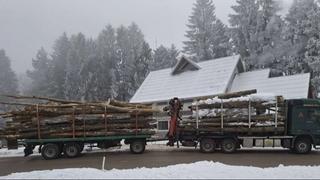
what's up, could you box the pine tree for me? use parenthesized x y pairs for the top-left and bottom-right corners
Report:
(304, 0), (320, 92)
(281, 0), (315, 75)
(0, 49), (19, 112)
(183, 0), (230, 61)
(49, 32), (71, 98)
(27, 47), (52, 96)
(229, 0), (282, 69)
(79, 39), (101, 101)
(150, 44), (179, 71)
(229, 0), (259, 65)
(210, 19), (231, 58)
(229, 0), (260, 68)
(93, 24), (118, 100)
(132, 41), (152, 90)
(115, 23), (152, 101)
(64, 33), (89, 100)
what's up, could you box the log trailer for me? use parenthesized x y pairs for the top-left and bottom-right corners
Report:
(165, 97), (320, 154)
(0, 96), (156, 160)
(19, 134), (151, 160)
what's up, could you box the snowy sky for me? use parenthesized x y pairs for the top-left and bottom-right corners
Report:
(0, 0), (293, 73)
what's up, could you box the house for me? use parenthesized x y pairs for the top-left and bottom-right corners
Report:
(130, 55), (311, 132)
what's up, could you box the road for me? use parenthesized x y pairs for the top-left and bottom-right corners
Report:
(1, 147), (320, 176)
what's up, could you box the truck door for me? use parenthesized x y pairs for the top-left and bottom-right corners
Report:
(291, 107), (320, 134)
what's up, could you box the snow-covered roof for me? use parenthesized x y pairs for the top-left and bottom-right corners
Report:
(230, 71), (310, 99)
(230, 69), (271, 91)
(130, 55), (241, 103)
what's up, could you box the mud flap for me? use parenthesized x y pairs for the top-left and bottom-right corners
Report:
(24, 145), (34, 157)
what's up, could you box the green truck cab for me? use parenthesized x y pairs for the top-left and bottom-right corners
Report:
(286, 99), (320, 152)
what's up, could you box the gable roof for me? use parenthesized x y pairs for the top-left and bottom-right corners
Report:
(230, 71), (310, 99)
(130, 55), (241, 103)
(171, 55), (201, 75)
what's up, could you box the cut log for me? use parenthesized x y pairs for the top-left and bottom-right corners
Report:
(195, 89), (257, 101)
(0, 96), (157, 140)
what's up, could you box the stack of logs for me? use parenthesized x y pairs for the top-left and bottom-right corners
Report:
(0, 95), (157, 139)
(179, 91), (286, 135)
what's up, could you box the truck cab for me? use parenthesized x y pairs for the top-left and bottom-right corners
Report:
(287, 99), (320, 149)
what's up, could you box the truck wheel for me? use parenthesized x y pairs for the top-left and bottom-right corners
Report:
(64, 143), (81, 158)
(221, 138), (237, 153)
(41, 143), (60, 160)
(294, 138), (311, 154)
(200, 139), (215, 153)
(130, 140), (145, 154)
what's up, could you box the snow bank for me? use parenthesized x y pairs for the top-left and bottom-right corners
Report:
(0, 147), (28, 158)
(2, 161), (320, 179)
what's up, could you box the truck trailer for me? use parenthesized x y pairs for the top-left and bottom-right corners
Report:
(165, 97), (320, 154)
(0, 96), (156, 160)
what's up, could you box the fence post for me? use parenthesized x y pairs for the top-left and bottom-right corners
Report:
(275, 97), (278, 128)
(102, 156), (106, 170)
(36, 104), (41, 139)
(196, 102), (199, 129)
(248, 99), (251, 128)
(221, 99), (224, 129)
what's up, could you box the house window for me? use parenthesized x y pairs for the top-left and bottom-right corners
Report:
(158, 121), (169, 131)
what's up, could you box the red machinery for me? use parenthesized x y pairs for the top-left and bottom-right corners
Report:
(164, 97), (182, 146)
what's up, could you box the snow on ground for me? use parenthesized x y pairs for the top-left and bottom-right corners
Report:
(1, 161), (320, 179)
(0, 147), (28, 158)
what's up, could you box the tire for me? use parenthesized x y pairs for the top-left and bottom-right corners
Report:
(130, 140), (145, 154)
(41, 143), (60, 160)
(64, 143), (81, 158)
(294, 138), (312, 154)
(221, 138), (237, 153)
(200, 139), (215, 153)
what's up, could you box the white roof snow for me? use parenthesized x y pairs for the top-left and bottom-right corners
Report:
(230, 69), (271, 91)
(130, 55), (240, 103)
(230, 70), (310, 99)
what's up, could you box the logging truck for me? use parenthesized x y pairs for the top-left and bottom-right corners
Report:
(165, 97), (320, 154)
(1, 93), (320, 160)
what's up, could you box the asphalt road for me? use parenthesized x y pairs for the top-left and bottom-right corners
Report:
(1, 147), (320, 176)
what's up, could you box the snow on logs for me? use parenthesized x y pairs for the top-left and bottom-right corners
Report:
(180, 93), (286, 134)
(0, 95), (158, 139)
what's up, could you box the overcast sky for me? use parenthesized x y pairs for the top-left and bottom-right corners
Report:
(0, 0), (292, 73)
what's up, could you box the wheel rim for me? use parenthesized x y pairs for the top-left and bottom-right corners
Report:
(223, 140), (235, 152)
(45, 148), (56, 158)
(133, 143), (143, 152)
(298, 143), (307, 152)
(201, 140), (214, 152)
(66, 146), (78, 157)
(204, 143), (212, 149)
(226, 143), (233, 150)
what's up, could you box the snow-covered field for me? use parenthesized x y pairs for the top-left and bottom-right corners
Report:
(1, 161), (320, 179)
